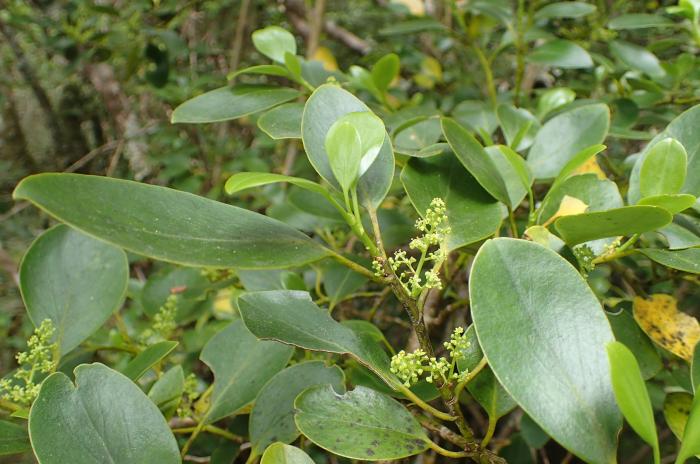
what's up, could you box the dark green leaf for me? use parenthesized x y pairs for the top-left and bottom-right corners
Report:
(693, 342), (700, 393)
(608, 14), (674, 30)
(639, 248), (700, 274)
(258, 103), (303, 139)
(528, 40), (593, 69)
(13, 173), (330, 269)
(496, 104), (540, 151)
(534, 2), (596, 19)
(148, 366), (185, 419)
(0, 420), (30, 456)
(121, 341), (178, 381)
(607, 309), (662, 380)
(610, 41), (666, 78)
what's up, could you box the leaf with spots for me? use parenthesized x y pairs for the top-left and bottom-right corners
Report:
(294, 385), (429, 461)
(633, 294), (700, 361)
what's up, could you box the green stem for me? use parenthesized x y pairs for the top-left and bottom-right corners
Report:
(508, 208), (519, 238)
(455, 355), (488, 400)
(481, 415), (497, 447)
(329, 251), (379, 281)
(426, 439), (477, 459)
(397, 384), (456, 421)
(0, 399), (21, 412)
(472, 45), (497, 108)
(514, 0), (526, 105)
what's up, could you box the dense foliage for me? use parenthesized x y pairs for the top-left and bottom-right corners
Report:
(2, 1), (700, 463)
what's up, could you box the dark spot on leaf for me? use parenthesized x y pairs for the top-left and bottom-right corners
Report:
(365, 449), (375, 456)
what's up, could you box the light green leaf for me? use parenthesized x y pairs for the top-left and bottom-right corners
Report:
(29, 363), (180, 464)
(238, 290), (398, 388)
(496, 104), (540, 151)
(639, 248), (700, 274)
(148, 366), (185, 419)
(470, 238), (621, 463)
(554, 206), (672, 245)
(607, 309), (662, 380)
(326, 121), (363, 193)
(121, 341), (178, 381)
(677, 395), (700, 463)
(639, 138), (688, 198)
(659, 222), (700, 250)
(257, 103), (303, 139)
(528, 40), (593, 69)
(638, 194), (696, 214)
(549, 144), (607, 194)
(13, 173), (331, 269)
(486, 145), (531, 208)
(538, 174), (622, 225)
(0, 420), (30, 456)
(441, 118), (511, 206)
(19, 225), (128, 356)
(250, 361), (345, 455)
(608, 13), (674, 30)
(534, 2), (596, 19)
(200, 320), (293, 424)
(225, 172), (328, 198)
(528, 104), (610, 179)
(261, 443), (314, 464)
(610, 40), (666, 78)
(171, 85), (300, 123)
(227, 64), (292, 80)
(294, 385), (429, 461)
(664, 392), (694, 440)
(401, 154), (503, 251)
(607, 341), (659, 464)
(537, 87), (576, 119)
(371, 53), (400, 92)
(693, 342), (700, 393)
(251, 26), (297, 63)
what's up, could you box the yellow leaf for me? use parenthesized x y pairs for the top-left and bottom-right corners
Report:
(542, 195), (588, 227)
(572, 156), (606, 179)
(633, 294), (700, 361)
(392, 0), (425, 16)
(312, 46), (338, 71)
(414, 56), (442, 89)
(214, 289), (234, 314)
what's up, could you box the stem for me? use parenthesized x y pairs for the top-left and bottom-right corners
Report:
(455, 355), (488, 400)
(180, 420), (206, 457)
(472, 45), (497, 108)
(508, 208), (519, 238)
(481, 415), (497, 447)
(514, 0), (526, 105)
(426, 439), (477, 459)
(397, 385), (456, 421)
(0, 399), (21, 412)
(328, 251), (379, 281)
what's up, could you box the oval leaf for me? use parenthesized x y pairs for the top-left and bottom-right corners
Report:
(294, 385), (429, 461)
(29, 363), (179, 464)
(252, 26), (297, 63)
(640, 138), (688, 198)
(121, 341), (178, 381)
(19, 225), (128, 356)
(633, 294), (700, 361)
(528, 40), (593, 69)
(0, 420), (30, 456)
(13, 173), (330, 269)
(638, 194), (696, 214)
(261, 443), (314, 464)
(257, 102), (303, 139)
(470, 238), (621, 463)
(640, 248), (700, 274)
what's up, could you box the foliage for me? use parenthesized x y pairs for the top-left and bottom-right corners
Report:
(2, 1), (700, 463)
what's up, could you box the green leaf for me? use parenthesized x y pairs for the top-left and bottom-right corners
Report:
(693, 342), (700, 393)
(238, 290), (398, 388)
(496, 104), (540, 151)
(638, 194), (696, 214)
(225, 172), (328, 198)
(0, 420), (30, 456)
(534, 2), (596, 19)
(639, 248), (700, 274)
(141, 267), (210, 318)
(326, 121), (363, 193)
(664, 392), (694, 440)
(200, 319), (293, 423)
(257, 103), (303, 139)
(29, 363), (179, 464)
(322, 260), (368, 309)
(610, 40), (666, 78)
(452, 100), (498, 135)
(19, 224), (128, 356)
(538, 174), (623, 225)
(251, 26), (297, 63)
(371, 53), (400, 92)
(171, 85), (300, 123)
(401, 154), (503, 251)
(148, 366), (185, 419)
(250, 361), (345, 455)
(486, 145), (531, 208)
(659, 222), (700, 250)
(261, 443), (315, 464)
(13, 173), (330, 269)
(677, 395), (700, 463)
(528, 103), (610, 179)
(227, 64), (292, 80)
(470, 238), (621, 463)
(528, 40), (593, 69)
(294, 385), (429, 460)
(608, 13), (674, 30)
(548, 144), (607, 194)
(639, 138), (688, 198)
(441, 118), (511, 206)
(607, 341), (660, 464)
(121, 341), (178, 381)
(302, 84), (394, 209)
(537, 87), (576, 119)
(607, 309), (662, 380)
(554, 206), (672, 245)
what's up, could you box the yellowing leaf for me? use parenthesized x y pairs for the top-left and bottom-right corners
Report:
(543, 195), (588, 227)
(572, 156), (606, 179)
(633, 294), (700, 361)
(392, 0), (425, 16)
(312, 46), (338, 71)
(414, 57), (442, 89)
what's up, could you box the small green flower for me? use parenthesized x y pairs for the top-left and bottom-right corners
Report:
(141, 293), (179, 343)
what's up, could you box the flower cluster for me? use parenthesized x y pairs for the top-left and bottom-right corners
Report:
(177, 372), (201, 418)
(0, 319), (57, 406)
(378, 198), (451, 297)
(389, 327), (470, 387)
(573, 244), (596, 277)
(141, 293), (178, 343)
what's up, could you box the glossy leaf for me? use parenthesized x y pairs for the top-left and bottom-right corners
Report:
(609, 13), (673, 29)
(401, 155), (503, 251)
(528, 40), (593, 69)
(250, 361), (345, 455)
(261, 443), (314, 464)
(640, 138), (688, 198)
(548, 144), (607, 194)
(538, 174), (623, 225)
(371, 53), (399, 91)
(607, 309), (662, 380)
(326, 121), (363, 192)
(141, 266), (210, 318)
(610, 40), (665, 78)
(640, 248), (700, 274)
(19, 225), (128, 356)
(496, 104), (540, 151)
(534, 2), (596, 19)
(258, 103), (303, 139)
(171, 85), (300, 123)
(554, 206), (672, 245)
(225, 172), (328, 198)
(677, 395), (700, 463)
(0, 420), (30, 456)
(294, 385), (429, 460)
(200, 319), (293, 423)
(238, 290), (398, 388)
(251, 26), (297, 63)
(633, 294), (700, 361)
(470, 238), (621, 463)
(607, 342), (659, 464)
(227, 64), (292, 80)
(638, 194), (696, 214)
(29, 363), (179, 464)
(659, 223), (700, 250)
(537, 87), (576, 119)
(121, 341), (178, 381)
(441, 117), (511, 206)
(13, 173), (331, 269)
(528, 104), (610, 180)
(302, 84), (394, 209)
(486, 145), (531, 208)
(148, 366), (185, 419)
